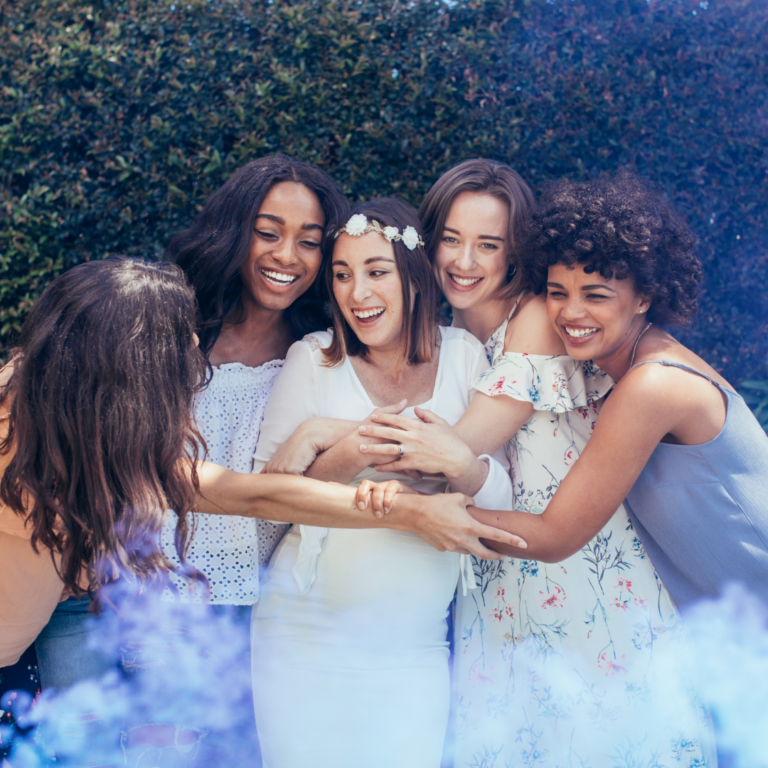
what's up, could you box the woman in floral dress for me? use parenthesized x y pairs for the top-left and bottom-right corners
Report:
(356, 159), (713, 767)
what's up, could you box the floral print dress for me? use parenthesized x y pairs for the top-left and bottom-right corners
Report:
(451, 303), (714, 768)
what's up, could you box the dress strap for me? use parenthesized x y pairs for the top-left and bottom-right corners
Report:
(630, 360), (736, 395)
(506, 290), (526, 323)
(486, 291), (527, 348)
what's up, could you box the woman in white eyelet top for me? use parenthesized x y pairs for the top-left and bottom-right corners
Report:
(161, 360), (288, 603)
(161, 155), (350, 605)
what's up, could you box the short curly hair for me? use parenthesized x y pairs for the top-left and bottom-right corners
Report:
(525, 169), (701, 325)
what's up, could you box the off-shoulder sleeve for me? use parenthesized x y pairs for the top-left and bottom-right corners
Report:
(252, 337), (324, 472)
(473, 353), (614, 413)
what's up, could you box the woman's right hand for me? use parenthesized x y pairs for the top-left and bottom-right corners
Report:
(354, 478), (416, 517)
(394, 492), (527, 560)
(270, 401), (411, 482)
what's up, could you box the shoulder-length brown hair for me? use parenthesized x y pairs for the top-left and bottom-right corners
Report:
(323, 198), (439, 371)
(418, 158), (535, 298)
(0, 257), (207, 601)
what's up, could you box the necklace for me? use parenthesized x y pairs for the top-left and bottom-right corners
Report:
(629, 321), (653, 368)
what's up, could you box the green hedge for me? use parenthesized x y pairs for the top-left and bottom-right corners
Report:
(1, 0), (767, 389)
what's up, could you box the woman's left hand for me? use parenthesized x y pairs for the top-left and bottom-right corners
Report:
(354, 478), (417, 518)
(358, 407), (479, 480)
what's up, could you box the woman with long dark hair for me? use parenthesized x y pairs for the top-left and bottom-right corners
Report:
(0, 257), (517, 686)
(164, 153), (350, 607)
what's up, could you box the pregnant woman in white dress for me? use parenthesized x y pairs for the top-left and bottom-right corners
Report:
(251, 199), (514, 768)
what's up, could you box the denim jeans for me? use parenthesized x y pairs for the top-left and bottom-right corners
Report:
(34, 596), (116, 691)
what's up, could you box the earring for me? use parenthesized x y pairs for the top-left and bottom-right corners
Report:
(507, 263), (518, 282)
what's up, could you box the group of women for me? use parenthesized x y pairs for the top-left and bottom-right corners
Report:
(1, 153), (767, 768)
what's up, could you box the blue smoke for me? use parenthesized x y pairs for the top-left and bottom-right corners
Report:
(2, 583), (767, 767)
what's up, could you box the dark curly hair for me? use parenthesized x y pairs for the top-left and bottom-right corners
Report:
(525, 169), (701, 325)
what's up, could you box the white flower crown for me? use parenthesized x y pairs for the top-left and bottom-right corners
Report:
(335, 214), (425, 251)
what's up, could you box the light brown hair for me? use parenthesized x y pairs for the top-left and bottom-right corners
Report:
(323, 198), (439, 371)
(418, 158), (535, 298)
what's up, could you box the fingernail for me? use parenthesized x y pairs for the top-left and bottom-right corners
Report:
(375, 511), (382, 518)
(358, 502), (366, 510)
(518, 540), (528, 549)
(360, 445), (367, 452)
(371, 414), (379, 421)
(384, 507), (390, 514)
(359, 426), (366, 433)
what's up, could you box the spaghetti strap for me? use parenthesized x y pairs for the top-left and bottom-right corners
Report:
(503, 291), (526, 325)
(630, 359), (736, 395)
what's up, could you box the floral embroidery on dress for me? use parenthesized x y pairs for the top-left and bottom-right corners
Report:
(452, 304), (714, 768)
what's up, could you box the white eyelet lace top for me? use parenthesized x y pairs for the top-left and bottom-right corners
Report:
(161, 360), (290, 604)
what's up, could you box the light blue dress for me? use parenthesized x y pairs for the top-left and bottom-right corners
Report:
(625, 360), (768, 610)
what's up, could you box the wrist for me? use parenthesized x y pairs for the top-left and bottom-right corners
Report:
(386, 492), (422, 533)
(448, 456), (489, 496)
(443, 446), (482, 483)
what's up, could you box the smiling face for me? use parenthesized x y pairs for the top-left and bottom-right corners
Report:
(331, 232), (406, 354)
(240, 181), (325, 312)
(434, 191), (510, 311)
(546, 264), (651, 364)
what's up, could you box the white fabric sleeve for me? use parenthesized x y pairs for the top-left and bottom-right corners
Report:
(252, 339), (321, 473)
(470, 454), (513, 511)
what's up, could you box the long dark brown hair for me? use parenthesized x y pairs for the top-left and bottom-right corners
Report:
(419, 158), (535, 298)
(323, 198), (440, 370)
(169, 154), (349, 355)
(0, 257), (208, 600)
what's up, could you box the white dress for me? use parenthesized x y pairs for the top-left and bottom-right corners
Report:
(451, 304), (714, 767)
(161, 360), (289, 604)
(250, 327), (512, 768)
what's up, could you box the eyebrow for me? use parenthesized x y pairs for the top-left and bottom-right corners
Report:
(546, 281), (617, 293)
(444, 226), (504, 242)
(255, 213), (323, 231)
(332, 257), (396, 267)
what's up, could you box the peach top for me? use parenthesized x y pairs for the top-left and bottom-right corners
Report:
(0, 503), (67, 667)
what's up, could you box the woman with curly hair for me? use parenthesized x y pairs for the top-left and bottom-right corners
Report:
(351, 163), (713, 766)
(468, 169), (768, 609)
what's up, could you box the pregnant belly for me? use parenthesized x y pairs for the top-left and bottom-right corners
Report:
(256, 527), (460, 657)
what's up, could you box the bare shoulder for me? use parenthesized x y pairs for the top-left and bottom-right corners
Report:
(612, 349), (726, 433)
(504, 293), (567, 356)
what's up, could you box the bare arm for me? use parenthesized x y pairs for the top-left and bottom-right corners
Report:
(355, 296), (564, 477)
(264, 402), (407, 481)
(193, 460), (525, 560)
(468, 368), (689, 560)
(262, 417), (359, 475)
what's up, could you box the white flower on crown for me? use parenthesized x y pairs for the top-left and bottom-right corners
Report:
(383, 226), (399, 242)
(401, 226), (420, 250)
(345, 214), (368, 237)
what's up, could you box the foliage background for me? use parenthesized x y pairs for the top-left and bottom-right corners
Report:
(1, 0), (767, 394)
